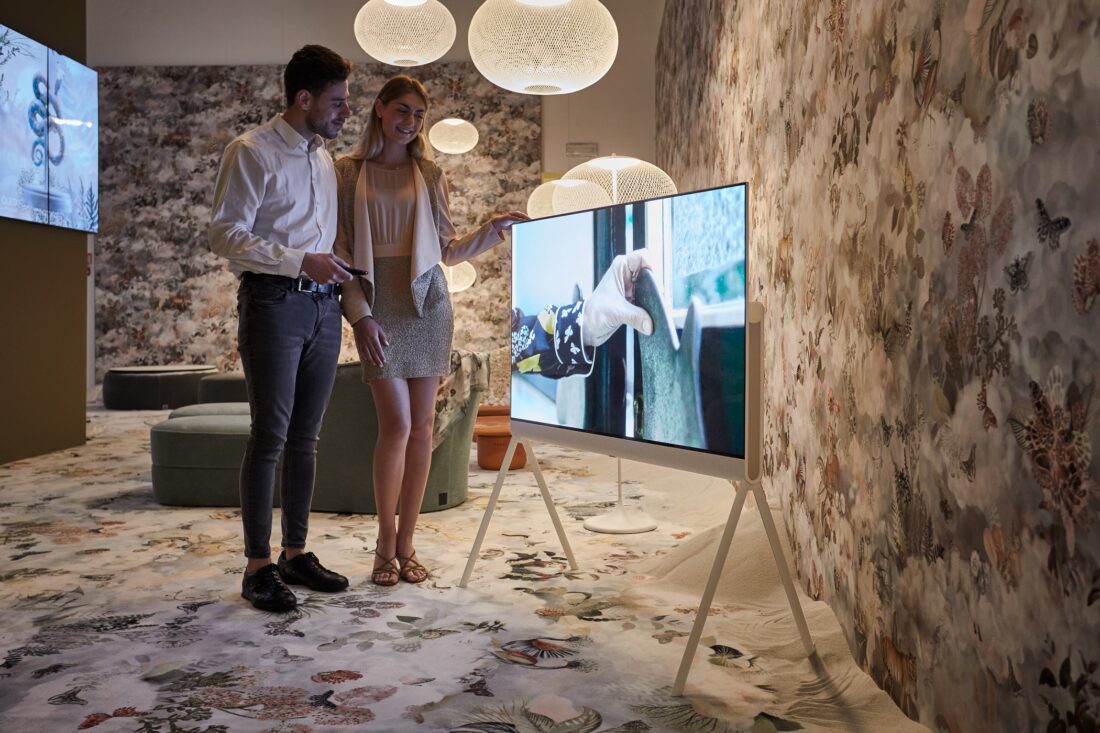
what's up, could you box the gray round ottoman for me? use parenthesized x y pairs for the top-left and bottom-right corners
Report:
(103, 364), (216, 410)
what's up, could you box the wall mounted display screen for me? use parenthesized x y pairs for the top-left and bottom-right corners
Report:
(0, 23), (98, 232)
(510, 183), (748, 470)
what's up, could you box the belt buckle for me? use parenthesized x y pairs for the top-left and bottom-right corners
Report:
(295, 277), (314, 293)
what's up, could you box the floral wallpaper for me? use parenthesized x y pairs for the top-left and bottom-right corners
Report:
(657, 0), (1099, 730)
(96, 62), (539, 403)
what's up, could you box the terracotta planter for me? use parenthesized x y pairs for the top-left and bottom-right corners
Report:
(473, 414), (526, 470)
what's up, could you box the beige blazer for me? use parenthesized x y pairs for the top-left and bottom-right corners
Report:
(333, 155), (503, 325)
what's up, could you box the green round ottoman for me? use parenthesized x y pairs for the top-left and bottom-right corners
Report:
(150, 414), (253, 507)
(103, 364), (216, 410)
(198, 373), (248, 403)
(169, 402), (250, 419)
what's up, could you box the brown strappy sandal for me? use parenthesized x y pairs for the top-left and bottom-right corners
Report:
(397, 552), (429, 584)
(371, 549), (400, 586)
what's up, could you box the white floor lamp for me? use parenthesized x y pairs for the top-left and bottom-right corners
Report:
(582, 457), (657, 534)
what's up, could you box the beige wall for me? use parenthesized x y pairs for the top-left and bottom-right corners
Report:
(0, 3), (89, 464)
(86, 0), (664, 179)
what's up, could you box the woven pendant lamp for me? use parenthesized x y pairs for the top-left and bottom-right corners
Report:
(526, 181), (558, 218)
(527, 179), (613, 217)
(428, 118), (479, 154)
(562, 155), (676, 204)
(442, 261), (477, 292)
(468, 0), (618, 95)
(354, 0), (456, 67)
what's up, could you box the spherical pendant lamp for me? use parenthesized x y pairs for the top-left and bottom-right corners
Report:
(562, 155), (677, 204)
(526, 181), (558, 218)
(354, 0), (456, 67)
(443, 261), (478, 293)
(551, 178), (613, 213)
(468, 0), (619, 95)
(527, 179), (613, 217)
(428, 118), (479, 154)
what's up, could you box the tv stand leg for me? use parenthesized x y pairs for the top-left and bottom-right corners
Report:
(525, 439), (578, 572)
(671, 479), (815, 696)
(459, 437), (578, 588)
(752, 482), (815, 656)
(459, 435), (520, 588)
(672, 481), (748, 696)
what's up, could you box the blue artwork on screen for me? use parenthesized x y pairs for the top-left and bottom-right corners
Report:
(0, 24), (98, 232)
(511, 183), (748, 459)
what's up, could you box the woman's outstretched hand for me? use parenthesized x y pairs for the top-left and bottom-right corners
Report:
(489, 211), (530, 236)
(353, 316), (389, 367)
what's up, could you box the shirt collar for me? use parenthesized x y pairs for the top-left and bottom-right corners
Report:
(272, 114), (325, 153)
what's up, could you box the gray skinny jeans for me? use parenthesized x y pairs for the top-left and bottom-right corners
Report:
(237, 274), (342, 559)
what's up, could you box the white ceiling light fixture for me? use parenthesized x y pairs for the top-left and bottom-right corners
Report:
(562, 155), (677, 204)
(354, 0), (456, 67)
(442, 261), (478, 293)
(429, 118), (480, 154)
(468, 0), (618, 95)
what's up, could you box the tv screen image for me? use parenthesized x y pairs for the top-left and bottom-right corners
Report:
(0, 23), (98, 232)
(510, 183), (748, 473)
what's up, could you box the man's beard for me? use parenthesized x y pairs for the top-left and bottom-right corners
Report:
(308, 114), (338, 140)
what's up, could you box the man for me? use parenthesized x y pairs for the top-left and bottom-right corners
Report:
(209, 45), (354, 612)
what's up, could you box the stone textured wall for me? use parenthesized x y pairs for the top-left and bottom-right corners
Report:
(96, 62), (539, 402)
(657, 0), (1100, 729)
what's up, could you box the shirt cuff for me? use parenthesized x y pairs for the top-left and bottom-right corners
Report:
(278, 248), (307, 278)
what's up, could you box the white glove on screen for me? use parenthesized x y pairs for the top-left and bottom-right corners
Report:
(581, 249), (655, 348)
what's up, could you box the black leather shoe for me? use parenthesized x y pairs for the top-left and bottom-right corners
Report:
(241, 564), (297, 612)
(277, 551), (349, 592)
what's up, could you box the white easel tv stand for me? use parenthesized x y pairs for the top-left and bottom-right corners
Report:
(458, 302), (816, 694)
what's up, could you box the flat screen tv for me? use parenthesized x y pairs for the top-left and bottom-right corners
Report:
(510, 182), (756, 480)
(0, 23), (98, 232)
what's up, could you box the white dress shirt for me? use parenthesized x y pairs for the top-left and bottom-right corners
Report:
(209, 115), (338, 277)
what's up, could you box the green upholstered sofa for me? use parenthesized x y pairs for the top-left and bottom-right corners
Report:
(150, 352), (488, 514)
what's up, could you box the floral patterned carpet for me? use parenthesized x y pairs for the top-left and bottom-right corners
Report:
(0, 407), (926, 732)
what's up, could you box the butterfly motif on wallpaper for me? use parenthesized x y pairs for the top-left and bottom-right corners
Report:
(977, 382), (998, 430)
(1005, 252), (1032, 293)
(1036, 198), (1071, 250)
(960, 445), (976, 483)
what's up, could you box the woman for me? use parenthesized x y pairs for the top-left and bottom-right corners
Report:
(333, 75), (526, 585)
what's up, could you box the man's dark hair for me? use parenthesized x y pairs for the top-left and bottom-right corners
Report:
(284, 45), (352, 107)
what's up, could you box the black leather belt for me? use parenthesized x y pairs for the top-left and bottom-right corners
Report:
(241, 271), (341, 296)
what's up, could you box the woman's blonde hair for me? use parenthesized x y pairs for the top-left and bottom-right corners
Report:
(351, 75), (433, 161)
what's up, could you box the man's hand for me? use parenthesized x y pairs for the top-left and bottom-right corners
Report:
(353, 316), (388, 367)
(582, 249), (655, 348)
(489, 211), (530, 236)
(301, 252), (354, 285)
